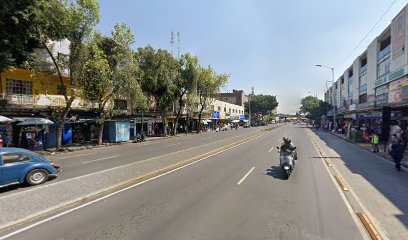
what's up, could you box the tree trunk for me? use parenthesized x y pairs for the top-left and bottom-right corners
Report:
(140, 110), (144, 135)
(175, 91), (186, 136)
(56, 98), (74, 149)
(161, 110), (167, 137)
(198, 107), (204, 134)
(98, 120), (105, 145)
(56, 124), (64, 150)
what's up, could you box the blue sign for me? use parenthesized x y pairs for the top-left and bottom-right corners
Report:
(239, 115), (246, 120)
(212, 111), (220, 119)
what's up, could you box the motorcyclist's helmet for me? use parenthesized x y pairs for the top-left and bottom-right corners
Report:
(283, 137), (291, 144)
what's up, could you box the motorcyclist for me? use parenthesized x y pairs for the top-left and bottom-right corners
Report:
(280, 137), (297, 160)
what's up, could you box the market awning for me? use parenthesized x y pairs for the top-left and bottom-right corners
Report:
(231, 120), (240, 123)
(0, 116), (14, 123)
(17, 118), (54, 126)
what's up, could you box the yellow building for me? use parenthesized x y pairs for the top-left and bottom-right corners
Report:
(0, 68), (71, 108)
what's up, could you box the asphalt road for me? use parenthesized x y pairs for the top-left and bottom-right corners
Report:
(0, 125), (275, 195)
(2, 124), (363, 240)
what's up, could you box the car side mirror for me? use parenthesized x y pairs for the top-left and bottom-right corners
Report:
(276, 147), (280, 149)
(293, 147), (297, 149)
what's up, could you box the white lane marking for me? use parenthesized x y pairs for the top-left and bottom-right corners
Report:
(0, 133), (269, 239)
(55, 153), (94, 160)
(268, 146), (275, 152)
(82, 155), (121, 164)
(0, 133), (252, 201)
(237, 167), (255, 185)
(167, 143), (182, 147)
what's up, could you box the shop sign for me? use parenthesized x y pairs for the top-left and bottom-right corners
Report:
(344, 113), (356, 119)
(391, 111), (404, 120)
(374, 65), (408, 87)
(388, 78), (408, 103)
(348, 104), (356, 111)
(392, 8), (406, 59)
(211, 111), (220, 119)
(356, 112), (382, 120)
(375, 84), (389, 106)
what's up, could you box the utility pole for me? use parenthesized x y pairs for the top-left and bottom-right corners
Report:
(177, 32), (181, 59)
(170, 31), (174, 56)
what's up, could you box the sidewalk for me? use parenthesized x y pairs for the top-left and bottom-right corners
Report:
(38, 133), (197, 156)
(328, 131), (408, 168)
(309, 129), (408, 240)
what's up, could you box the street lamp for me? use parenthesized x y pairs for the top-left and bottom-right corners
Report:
(316, 64), (336, 129)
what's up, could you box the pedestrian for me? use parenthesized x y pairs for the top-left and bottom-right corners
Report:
(371, 132), (379, 153)
(389, 138), (404, 171)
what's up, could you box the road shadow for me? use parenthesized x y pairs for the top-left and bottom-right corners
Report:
(266, 166), (287, 180)
(310, 128), (408, 230)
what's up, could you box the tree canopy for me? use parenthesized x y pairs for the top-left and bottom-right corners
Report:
(299, 95), (331, 121)
(245, 94), (278, 115)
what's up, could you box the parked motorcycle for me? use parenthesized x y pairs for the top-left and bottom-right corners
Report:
(133, 133), (146, 143)
(277, 146), (296, 179)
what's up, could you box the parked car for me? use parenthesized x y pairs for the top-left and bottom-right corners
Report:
(0, 148), (61, 187)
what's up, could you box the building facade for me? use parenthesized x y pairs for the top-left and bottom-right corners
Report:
(325, 4), (408, 139)
(217, 90), (248, 107)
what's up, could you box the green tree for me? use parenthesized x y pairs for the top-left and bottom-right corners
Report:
(80, 24), (145, 144)
(32, 0), (100, 148)
(299, 95), (331, 121)
(196, 66), (229, 133)
(245, 94), (278, 115)
(174, 53), (198, 135)
(0, 0), (40, 72)
(136, 46), (179, 136)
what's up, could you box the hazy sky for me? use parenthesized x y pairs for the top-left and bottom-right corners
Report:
(97, 0), (407, 114)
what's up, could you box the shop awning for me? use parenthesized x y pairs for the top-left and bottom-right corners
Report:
(0, 116), (14, 123)
(16, 118), (54, 126)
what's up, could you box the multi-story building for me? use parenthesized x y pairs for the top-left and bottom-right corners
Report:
(217, 89), (248, 107)
(325, 4), (408, 138)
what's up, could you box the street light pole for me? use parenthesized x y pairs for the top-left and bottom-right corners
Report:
(248, 96), (251, 127)
(316, 64), (336, 130)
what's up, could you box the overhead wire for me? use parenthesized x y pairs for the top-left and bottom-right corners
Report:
(335, 0), (399, 68)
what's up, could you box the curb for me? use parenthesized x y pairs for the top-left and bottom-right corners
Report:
(39, 132), (207, 156)
(325, 131), (408, 169)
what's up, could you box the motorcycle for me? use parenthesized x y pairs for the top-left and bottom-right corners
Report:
(133, 133), (146, 143)
(277, 146), (296, 179)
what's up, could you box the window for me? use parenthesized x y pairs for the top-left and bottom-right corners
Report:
(2, 153), (31, 164)
(6, 79), (33, 95)
(359, 72), (367, 94)
(377, 57), (390, 77)
(218, 106), (221, 111)
(359, 93), (367, 104)
(229, 108), (231, 113)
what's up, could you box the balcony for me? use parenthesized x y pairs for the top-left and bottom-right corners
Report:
(359, 65), (368, 75)
(348, 76), (354, 85)
(2, 94), (35, 105)
(378, 45), (391, 61)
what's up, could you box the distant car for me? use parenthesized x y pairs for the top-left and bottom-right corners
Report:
(271, 120), (276, 124)
(0, 148), (61, 187)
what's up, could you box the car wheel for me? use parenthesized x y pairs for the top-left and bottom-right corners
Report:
(26, 169), (49, 186)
